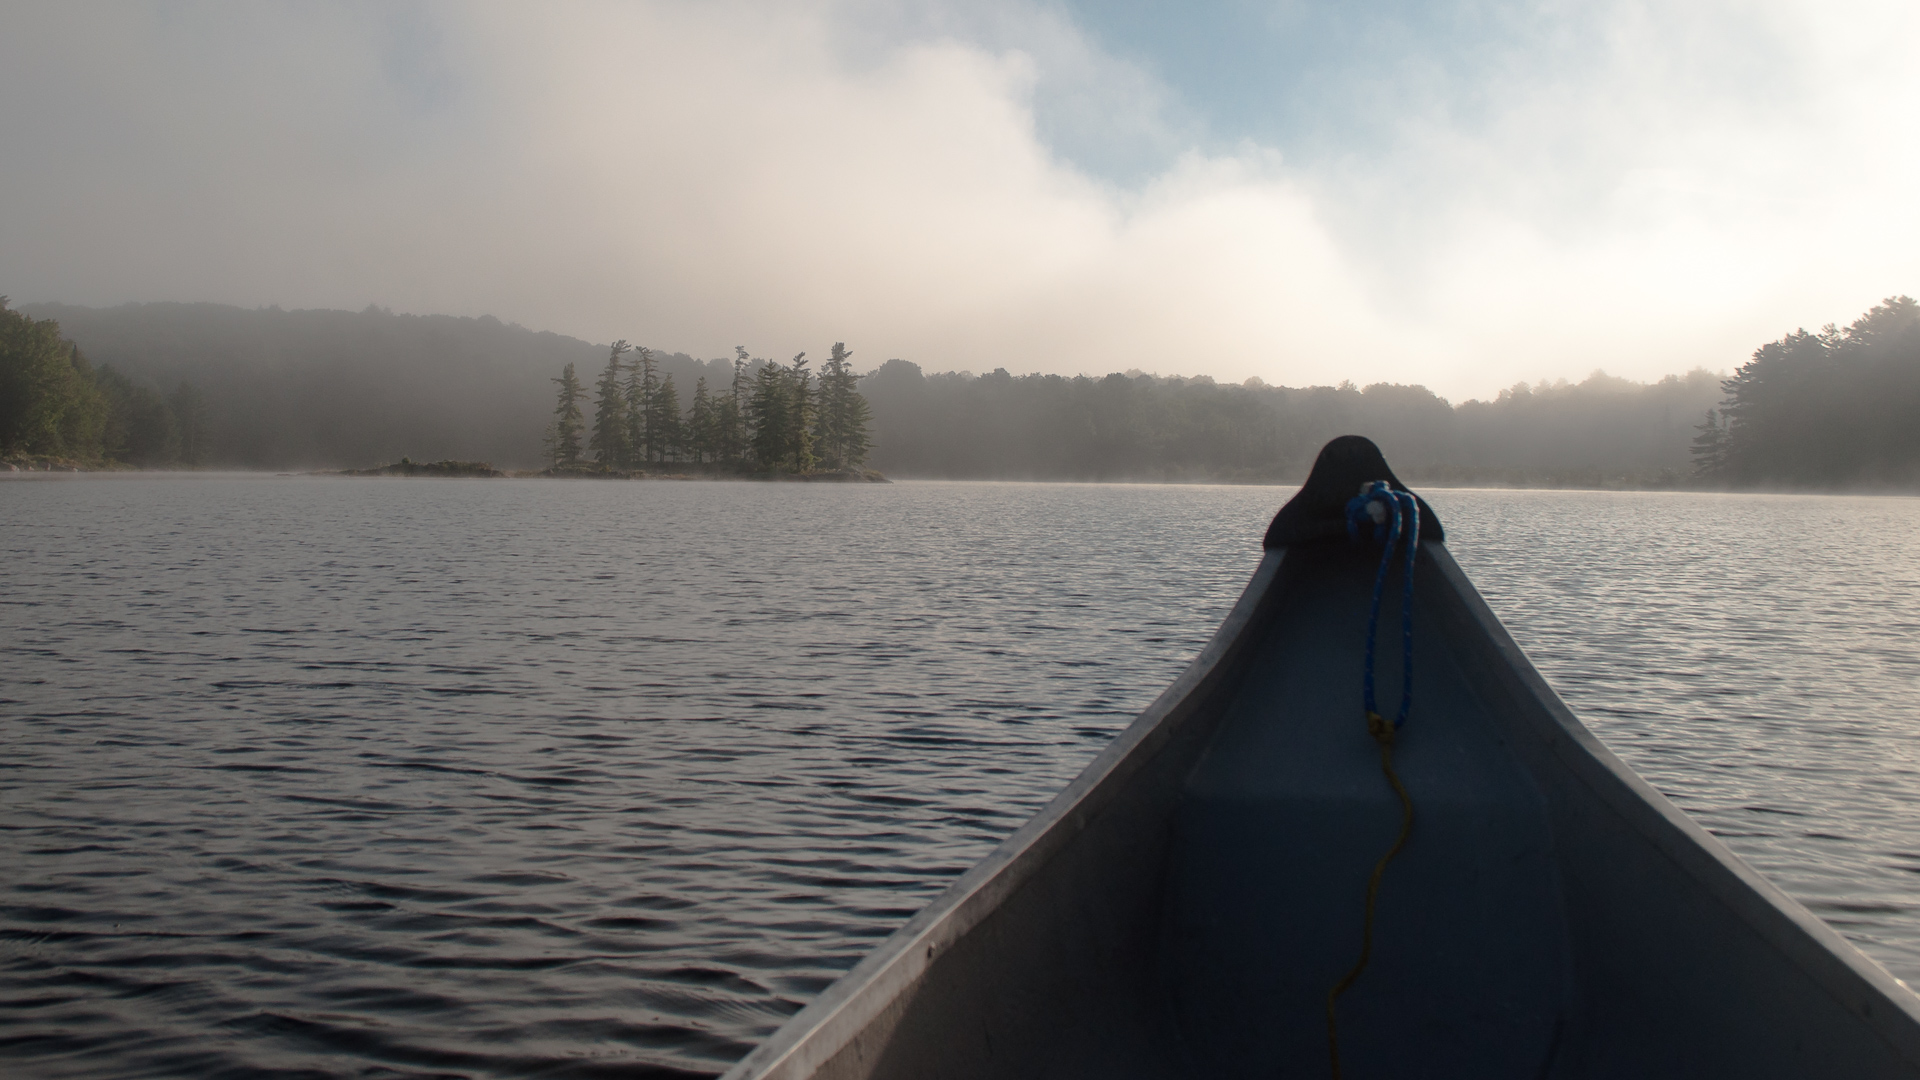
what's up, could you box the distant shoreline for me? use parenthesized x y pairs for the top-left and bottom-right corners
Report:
(13, 460), (1919, 495)
(321, 459), (892, 483)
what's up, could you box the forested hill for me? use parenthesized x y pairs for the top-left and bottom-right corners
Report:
(13, 299), (1725, 482)
(18, 302), (728, 470)
(862, 364), (1720, 485)
(1693, 297), (1920, 488)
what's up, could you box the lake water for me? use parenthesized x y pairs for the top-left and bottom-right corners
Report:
(5, 476), (1920, 1077)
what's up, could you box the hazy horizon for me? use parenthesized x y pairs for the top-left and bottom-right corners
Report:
(4, 2), (1916, 403)
(11, 297), (1733, 481)
(20, 295), (1726, 404)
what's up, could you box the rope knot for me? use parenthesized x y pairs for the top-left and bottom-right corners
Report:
(1344, 480), (1399, 544)
(1366, 710), (1394, 746)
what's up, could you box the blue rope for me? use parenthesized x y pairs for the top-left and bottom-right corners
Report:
(1327, 480), (1423, 1078)
(1343, 481), (1420, 728)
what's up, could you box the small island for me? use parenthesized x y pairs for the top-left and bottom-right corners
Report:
(532, 340), (881, 480)
(329, 341), (888, 481)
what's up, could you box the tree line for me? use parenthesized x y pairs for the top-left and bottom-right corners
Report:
(1, 298), (209, 467)
(857, 360), (1723, 486)
(544, 341), (873, 474)
(18, 296), (1920, 488)
(1691, 296), (1920, 487)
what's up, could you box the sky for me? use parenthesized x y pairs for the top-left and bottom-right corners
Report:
(2, 0), (1916, 401)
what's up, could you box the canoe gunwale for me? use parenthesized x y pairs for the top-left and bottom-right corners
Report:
(719, 548), (1291, 1080)
(1425, 542), (1920, 1060)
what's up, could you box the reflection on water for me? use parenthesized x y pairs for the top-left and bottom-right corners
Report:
(4, 476), (1919, 1076)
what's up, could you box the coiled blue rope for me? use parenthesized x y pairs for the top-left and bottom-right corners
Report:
(1326, 479), (1422, 1080)
(1345, 480), (1420, 729)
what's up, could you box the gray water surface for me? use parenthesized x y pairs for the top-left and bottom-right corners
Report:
(4, 477), (1919, 1077)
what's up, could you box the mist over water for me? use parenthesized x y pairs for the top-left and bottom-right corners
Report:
(5, 477), (1920, 1076)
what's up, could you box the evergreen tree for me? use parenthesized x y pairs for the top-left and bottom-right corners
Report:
(813, 341), (872, 471)
(590, 340), (631, 469)
(688, 376), (715, 465)
(747, 357), (792, 470)
(1709, 298), (1920, 485)
(623, 346), (658, 468)
(786, 352), (815, 472)
(1689, 408), (1726, 477)
(841, 387), (872, 469)
(545, 361), (586, 467)
(1715, 326), (1839, 484)
(712, 347), (751, 466)
(653, 374), (684, 463)
(814, 342), (848, 469)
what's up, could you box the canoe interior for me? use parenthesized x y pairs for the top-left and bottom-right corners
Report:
(1169, 542), (1570, 1075)
(727, 541), (1920, 1079)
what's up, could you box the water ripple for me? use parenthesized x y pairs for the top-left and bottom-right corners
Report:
(1, 476), (1275, 1077)
(6, 477), (1920, 1075)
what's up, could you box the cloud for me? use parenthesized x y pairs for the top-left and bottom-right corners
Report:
(1369, 0), (1920, 391)
(1, 0), (1916, 401)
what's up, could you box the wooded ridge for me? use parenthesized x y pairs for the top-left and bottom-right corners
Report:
(6, 297), (1915, 488)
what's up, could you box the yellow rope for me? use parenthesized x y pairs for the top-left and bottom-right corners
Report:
(1325, 711), (1415, 1080)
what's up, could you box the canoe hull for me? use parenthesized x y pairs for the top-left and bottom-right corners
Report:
(723, 541), (1920, 1079)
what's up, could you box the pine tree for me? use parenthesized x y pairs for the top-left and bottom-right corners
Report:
(813, 341), (872, 471)
(786, 352), (815, 473)
(841, 389), (871, 469)
(624, 346), (658, 467)
(713, 347), (751, 466)
(590, 340), (631, 470)
(688, 376), (715, 465)
(747, 357), (791, 470)
(546, 361), (586, 468)
(653, 374), (684, 464)
(1689, 408), (1726, 477)
(814, 343), (846, 469)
